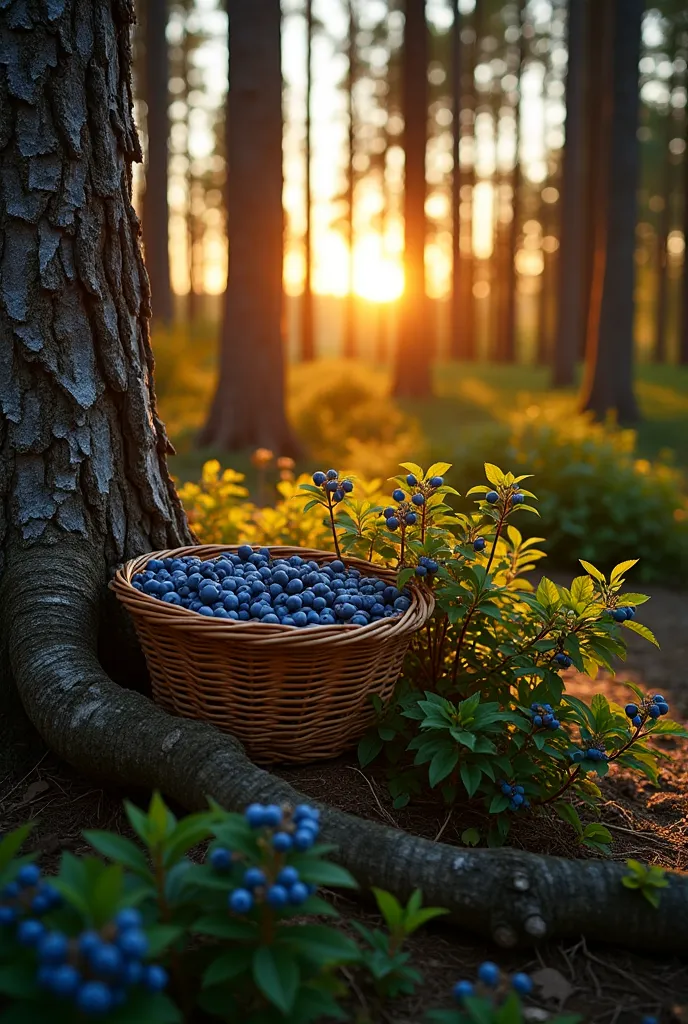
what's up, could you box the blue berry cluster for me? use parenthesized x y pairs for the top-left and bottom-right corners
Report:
(415, 555), (439, 578)
(485, 484), (524, 507)
(382, 474), (444, 532)
(609, 605), (636, 622)
(132, 548), (411, 627)
(625, 693), (669, 728)
(0, 864), (61, 926)
(453, 962), (532, 1002)
(16, 905), (166, 1017)
(498, 781), (530, 811)
(570, 745), (608, 763)
(529, 702), (560, 730)
(216, 804), (320, 915)
(312, 469), (353, 503)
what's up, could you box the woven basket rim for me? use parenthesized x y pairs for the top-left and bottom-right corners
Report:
(111, 544), (435, 647)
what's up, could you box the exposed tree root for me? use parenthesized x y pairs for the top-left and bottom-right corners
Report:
(2, 541), (687, 954)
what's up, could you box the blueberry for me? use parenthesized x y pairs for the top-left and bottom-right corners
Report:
(38, 932), (69, 965)
(17, 863), (41, 888)
(657, 702), (669, 716)
(514, 785), (525, 794)
(394, 597), (411, 612)
(143, 964), (169, 992)
(653, 694), (666, 703)
(237, 545), (253, 561)
(229, 888), (254, 914)
(342, 480), (354, 493)
(277, 866), (300, 887)
(383, 507), (396, 519)
(511, 793), (524, 807)
(326, 480), (339, 492)
(501, 783), (512, 796)
(249, 602), (264, 618)
(415, 565), (428, 577)
(549, 719), (560, 729)
(392, 488), (405, 502)
(292, 611), (308, 627)
(330, 560), (345, 572)
(198, 606), (214, 617)
(313, 472), (326, 485)
(262, 805), (283, 827)
(334, 488), (345, 501)
(612, 608), (628, 622)
(326, 469), (338, 480)
(17, 919), (45, 946)
(511, 971), (533, 995)
(115, 908), (143, 931)
(486, 491), (499, 504)
(411, 493), (425, 506)
(511, 493), (525, 505)
(245, 804), (267, 828)
(625, 703), (639, 718)
(76, 980), (113, 1015)
(473, 537), (486, 552)
(288, 882), (310, 905)
(429, 476), (444, 488)
(287, 578), (304, 594)
(267, 885), (289, 908)
(117, 928), (148, 959)
(648, 705), (661, 719)
(351, 614), (369, 625)
(90, 943), (123, 976)
(293, 830), (315, 851)
(273, 570), (289, 586)
(78, 931), (102, 957)
(631, 715), (642, 727)
(405, 512), (417, 525)
(625, 606), (636, 619)
(244, 867), (267, 889)
(0, 906), (16, 925)
(532, 714), (543, 727)
(49, 964), (81, 996)
(337, 603), (357, 620)
(453, 979), (474, 1002)
(406, 474), (418, 485)
(543, 714), (554, 726)
(425, 559), (439, 573)
(477, 961), (500, 987)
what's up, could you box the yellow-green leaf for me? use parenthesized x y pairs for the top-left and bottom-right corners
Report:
(579, 560), (606, 583)
(484, 463), (505, 487)
(610, 559), (638, 583)
(426, 462), (452, 479)
(622, 620), (660, 648)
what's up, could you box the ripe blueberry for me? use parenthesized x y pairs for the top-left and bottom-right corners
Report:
(486, 490), (499, 503)
(392, 488), (405, 502)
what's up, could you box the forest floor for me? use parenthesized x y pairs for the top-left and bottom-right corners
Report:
(1, 577), (687, 1022)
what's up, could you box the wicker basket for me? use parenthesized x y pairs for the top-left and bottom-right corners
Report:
(111, 544), (434, 764)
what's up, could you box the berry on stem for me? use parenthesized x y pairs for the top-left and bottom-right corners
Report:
(486, 490), (499, 504)
(477, 961), (500, 987)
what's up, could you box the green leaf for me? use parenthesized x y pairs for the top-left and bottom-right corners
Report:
(283, 924), (360, 966)
(289, 858), (357, 889)
(163, 812), (217, 868)
(536, 577), (560, 609)
(83, 831), (151, 878)
(372, 888), (404, 929)
(193, 914), (259, 940)
(483, 463), (505, 487)
(144, 925), (185, 958)
(461, 828), (481, 847)
(302, 498), (324, 512)
(202, 947), (253, 988)
(553, 802), (583, 835)
(400, 461), (424, 478)
(489, 794), (510, 814)
(252, 946), (300, 1015)
(147, 791), (176, 844)
(107, 992), (183, 1024)
(428, 746), (459, 788)
(622, 620), (660, 647)
(91, 862), (125, 926)
(610, 559), (638, 582)
(579, 560), (606, 583)
(124, 800), (152, 845)
(0, 826), (33, 873)
(0, 964), (39, 998)
(358, 731), (384, 767)
(426, 462), (452, 479)
(582, 823), (612, 843)
(460, 762), (482, 798)
(404, 906), (449, 934)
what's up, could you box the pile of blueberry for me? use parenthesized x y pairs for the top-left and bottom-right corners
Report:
(609, 605), (636, 623)
(453, 961), (532, 1002)
(415, 555), (439, 579)
(214, 803), (320, 915)
(625, 693), (669, 727)
(0, 869), (166, 1019)
(131, 547), (412, 627)
(529, 702), (560, 730)
(498, 781), (530, 812)
(0, 863), (61, 926)
(312, 469), (353, 503)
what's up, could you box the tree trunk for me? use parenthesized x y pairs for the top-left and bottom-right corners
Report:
(141, 0), (173, 324)
(343, 0), (356, 361)
(3, 0), (688, 962)
(552, 0), (586, 387)
(199, 0), (295, 453)
(392, 0), (432, 398)
(580, 0), (605, 363)
(301, 0), (315, 362)
(681, 96), (688, 365)
(580, 0), (641, 423)
(655, 40), (676, 365)
(449, 0), (462, 362)
(499, 0), (526, 364)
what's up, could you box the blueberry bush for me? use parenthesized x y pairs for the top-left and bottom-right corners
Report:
(0, 796), (574, 1024)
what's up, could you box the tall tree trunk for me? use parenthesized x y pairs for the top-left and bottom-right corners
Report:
(580, 0), (604, 361)
(655, 40), (676, 365)
(580, 0), (641, 423)
(449, 0), (462, 361)
(462, 4), (479, 361)
(500, 0), (526, 364)
(681, 98), (688, 365)
(301, 0), (315, 361)
(393, 0), (431, 397)
(142, 0), (173, 324)
(552, 0), (587, 387)
(200, 0), (295, 452)
(343, 0), (356, 360)
(184, 18), (200, 324)
(2, 0), (688, 959)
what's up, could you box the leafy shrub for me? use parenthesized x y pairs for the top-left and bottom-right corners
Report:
(441, 410), (688, 584)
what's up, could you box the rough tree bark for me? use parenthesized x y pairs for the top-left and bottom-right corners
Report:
(681, 91), (688, 365)
(301, 0), (315, 363)
(449, 0), (462, 362)
(552, 0), (586, 388)
(393, 0), (432, 398)
(580, 0), (641, 422)
(342, 0), (356, 362)
(141, 0), (172, 324)
(1, 0), (687, 958)
(199, 0), (295, 452)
